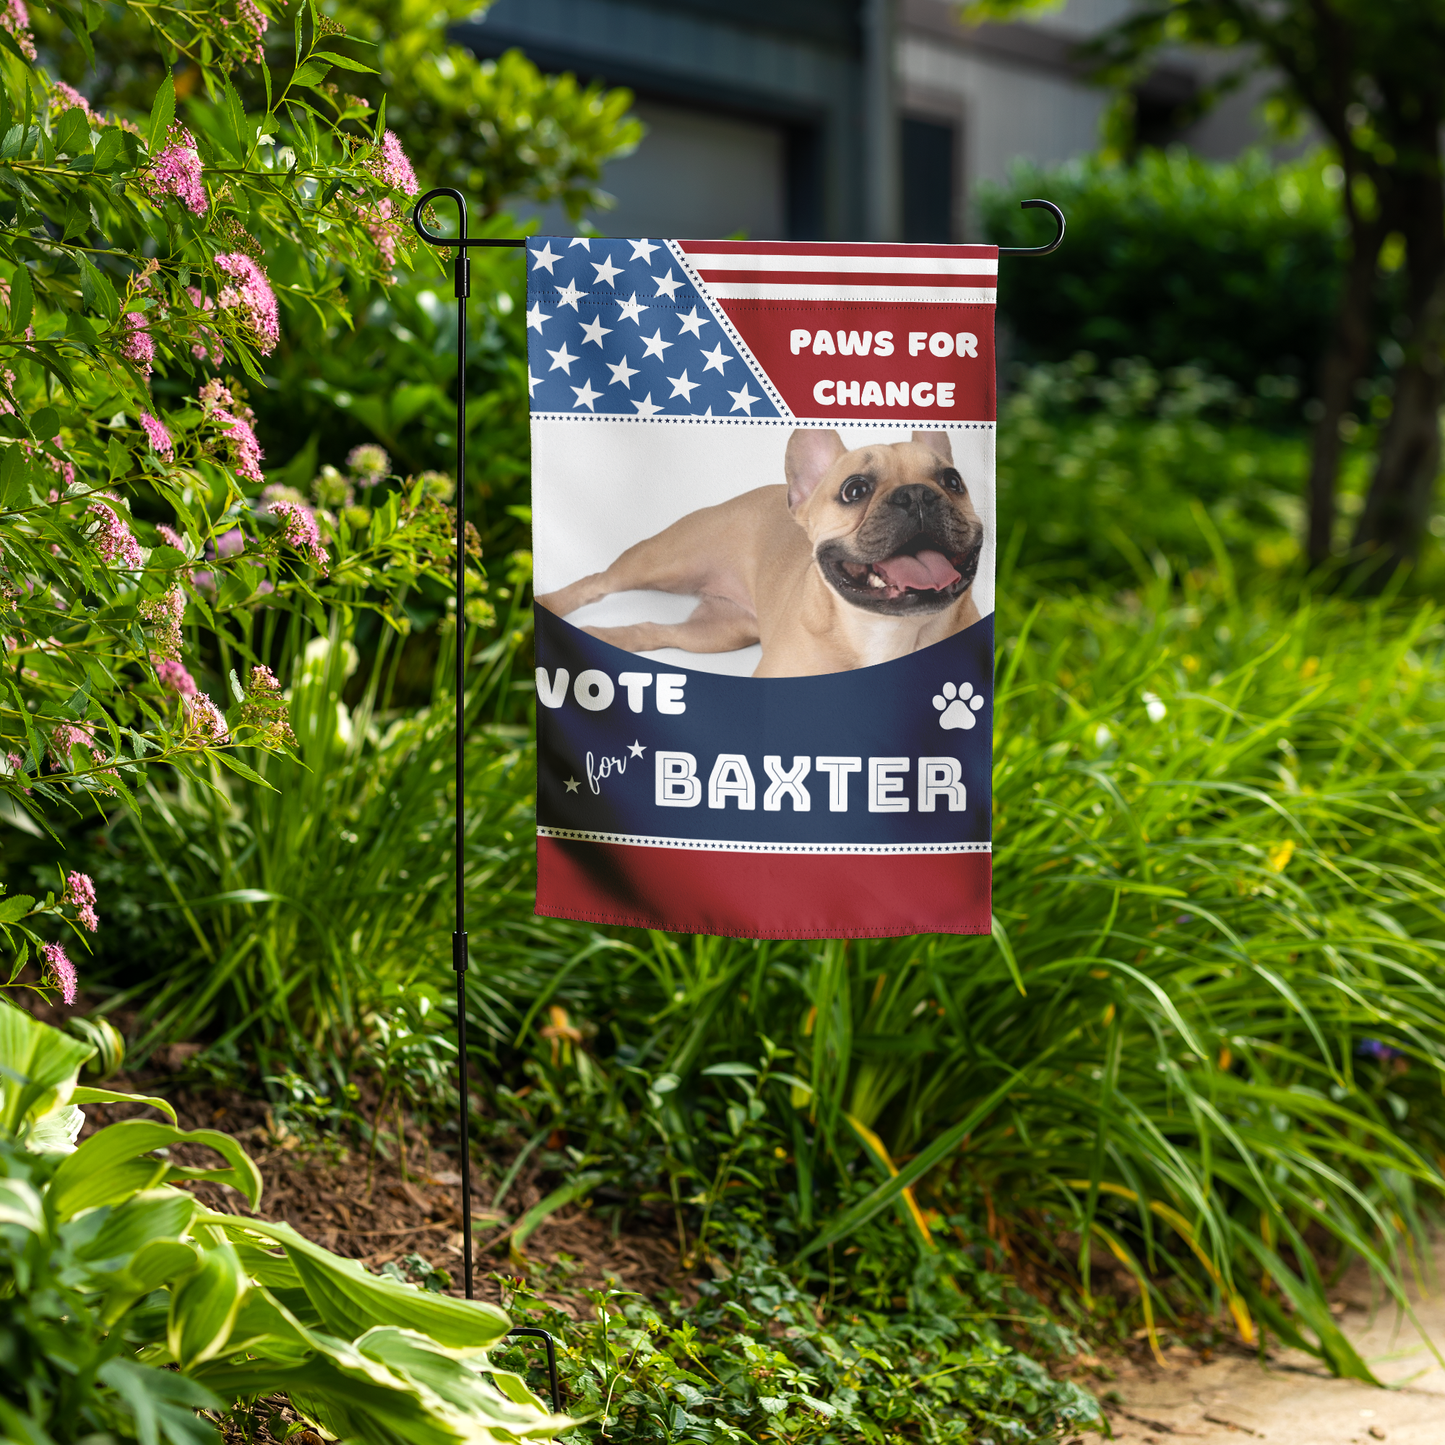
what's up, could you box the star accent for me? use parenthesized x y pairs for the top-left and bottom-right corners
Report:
(527, 368), (539, 397)
(591, 255), (622, 287)
(629, 239), (659, 263)
(617, 293), (647, 325)
(677, 307), (709, 338)
(667, 369), (699, 402)
(641, 329), (673, 361)
(728, 383), (759, 414)
(564, 776), (581, 793)
(703, 406), (714, 417)
(555, 278), (584, 310)
(569, 236), (592, 249)
(631, 393), (662, 417)
(547, 342), (578, 374)
(700, 342), (732, 374)
(571, 378), (601, 411)
(607, 355), (639, 388)
(530, 242), (561, 274)
(652, 269), (683, 301)
(628, 740), (646, 759)
(579, 314), (612, 347)
(525, 302), (549, 333)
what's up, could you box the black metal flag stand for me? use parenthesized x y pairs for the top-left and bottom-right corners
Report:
(406, 190), (1062, 1411)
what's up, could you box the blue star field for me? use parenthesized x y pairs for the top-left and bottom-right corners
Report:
(525, 237), (782, 420)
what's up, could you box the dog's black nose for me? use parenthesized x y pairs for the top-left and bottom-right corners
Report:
(887, 484), (939, 517)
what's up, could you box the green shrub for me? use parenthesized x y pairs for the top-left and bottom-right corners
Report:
(980, 150), (1345, 400)
(0, 1003), (566, 1445)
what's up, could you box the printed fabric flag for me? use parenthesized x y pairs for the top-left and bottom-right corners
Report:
(527, 237), (996, 939)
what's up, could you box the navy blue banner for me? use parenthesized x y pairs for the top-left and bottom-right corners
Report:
(535, 607), (993, 852)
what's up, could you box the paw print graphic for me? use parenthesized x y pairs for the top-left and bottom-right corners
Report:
(933, 681), (986, 730)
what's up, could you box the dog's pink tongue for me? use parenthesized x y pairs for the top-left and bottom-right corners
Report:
(875, 550), (959, 591)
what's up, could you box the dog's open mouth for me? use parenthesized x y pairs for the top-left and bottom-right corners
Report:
(820, 534), (981, 613)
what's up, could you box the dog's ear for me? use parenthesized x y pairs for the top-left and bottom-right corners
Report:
(785, 429), (846, 511)
(911, 431), (954, 464)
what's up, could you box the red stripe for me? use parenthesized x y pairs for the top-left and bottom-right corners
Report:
(681, 241), (998, 259)
(693, 270), (993, 287)
(536, 836), (991, 939)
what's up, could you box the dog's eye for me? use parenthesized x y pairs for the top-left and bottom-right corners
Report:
(939, 469), (964, 494)
(840, 475), (872, 504)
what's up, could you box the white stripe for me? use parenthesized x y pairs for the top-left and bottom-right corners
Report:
(688, 252), (998, 277)
(537, 826), (990, 856)
(704, 283), (997, 304)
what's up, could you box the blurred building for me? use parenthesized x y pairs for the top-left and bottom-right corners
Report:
(456, 0), (1266, 241)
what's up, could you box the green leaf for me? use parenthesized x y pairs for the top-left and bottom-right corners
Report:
(30, 406), (58, 441)
(169, 1234), (248, 1366)
(316, 51), (376, 73)
(76, 253), (119, 321)
(209, 750), (278, 789)
(54, 106), (92, 157)
(0, 893), (33, 923)
(71, 1085), (177, 1123)
(0, 1001), (95, 1136)
(511, 1170), (605, 1251)
(92, 125), (123, 172)
(75, 1187), (197, 1262)
(100, 1236), (202, 1324)
(147, 73), (176, 153)
(9, 261), (32, 333)
(292, 61), (332, 89)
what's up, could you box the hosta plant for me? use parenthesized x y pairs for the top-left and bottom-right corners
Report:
(0, 1001), (570, 1444)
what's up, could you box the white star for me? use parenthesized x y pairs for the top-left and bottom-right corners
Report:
(547, 342), (578, 374)
(569, 236), (592, 249)
(677, 307), (709, 338)
(607, 355), (639, 389)
(525, 302), (549, 333)
(700, 342), (732, 374)
(667, 369), (699, 402)
(572, 378), (601, 411)
(580, 314), (612, 347)
(631, 393), (662, 417)
(527, 368), (540, 397)
(703, 406), (714, 417)
(564, 776), (580, 793)
(530, 242), (561, 274)
(628, 740), (646, 759)
(591, 255), (622, 287)
(629, 239), (659, 263)
(617, 293), (647, 325)
(652, 269), (683, 301)
(641, 329), (673, 361)
(728, 383), (759, 414)
(556, 278), (584, 311)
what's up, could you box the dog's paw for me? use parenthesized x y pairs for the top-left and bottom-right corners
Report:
(932, 680), (986, 730)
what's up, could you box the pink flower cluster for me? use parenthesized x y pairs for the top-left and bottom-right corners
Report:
(364, 196), (404, 271)
(120, 313), (154, 378)
(215, 252), (279, 355)
(4, 750), (30, 794)
(371, 131), (418, 195)
(243, 663), (295, 745)
(154, 656), (197, 695)
(140, 411), (174, 458)
(26, 436), (75, 488)
(199, 380), (264, 484)
(347, 443), (390, 488)
(234, 0), (268, 62)
(50, 82), (95, 119)
(66, 870), (98, 932)
(49, 723), (95, 768)
(41, 941), (76, 1005)
(183, 693), (230, 746)
(2, 0), (36, 61)
(88, 494), (145, 568)
(140, 585), (185, 658)
(271, 500), (329, 573)
(146, 123), (207, 216)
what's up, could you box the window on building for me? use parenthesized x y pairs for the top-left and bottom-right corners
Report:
(901, 116), (955, 244)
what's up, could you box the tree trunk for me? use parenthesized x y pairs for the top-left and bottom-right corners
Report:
(1306, 233), (1383, 567)
(1351, 152), (1445, 578)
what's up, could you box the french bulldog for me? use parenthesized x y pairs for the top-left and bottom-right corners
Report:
(535, 428), (985, 677)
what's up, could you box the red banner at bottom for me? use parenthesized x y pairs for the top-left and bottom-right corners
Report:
(536, 836), (991, 940)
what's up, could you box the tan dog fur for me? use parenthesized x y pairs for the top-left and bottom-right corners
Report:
(535, 428), (984, 677)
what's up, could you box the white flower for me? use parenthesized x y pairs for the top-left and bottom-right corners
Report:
(1142, 691), (1167, 723)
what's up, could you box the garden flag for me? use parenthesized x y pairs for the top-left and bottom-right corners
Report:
(527, 238), (996, 938)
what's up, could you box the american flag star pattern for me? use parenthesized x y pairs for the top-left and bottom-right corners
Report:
(526, 237), (783, 420)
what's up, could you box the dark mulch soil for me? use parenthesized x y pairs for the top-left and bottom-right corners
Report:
(79, 1056), (688, 1317)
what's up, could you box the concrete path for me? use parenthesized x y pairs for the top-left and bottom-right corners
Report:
(1099, 1262), (1445, 1444)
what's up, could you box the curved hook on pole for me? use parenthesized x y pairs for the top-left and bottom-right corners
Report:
(412, 187), (467, 247)
(998, 198), (1065, 257)
(412, 188), (525, 250)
